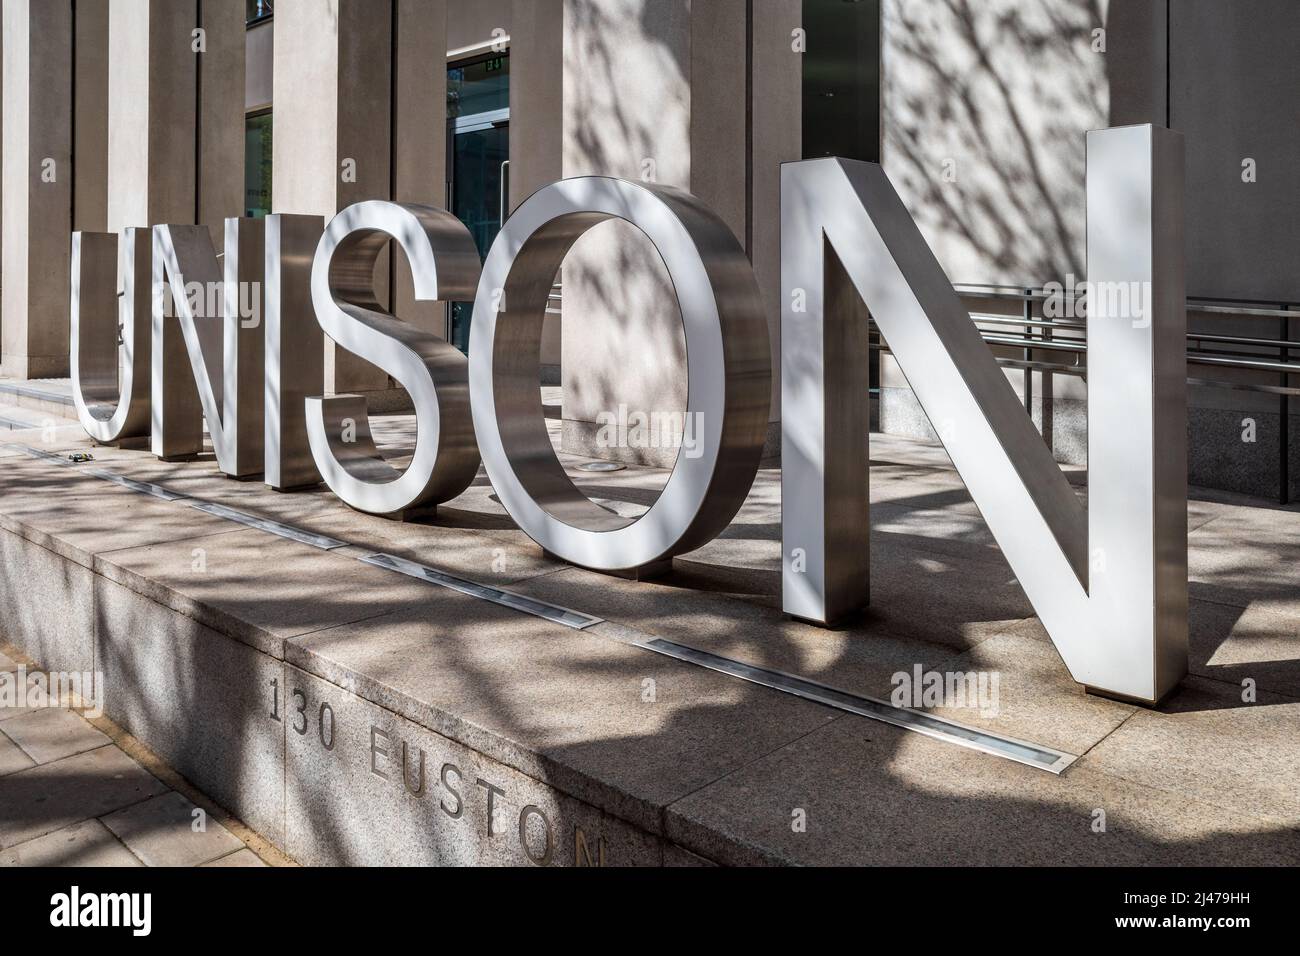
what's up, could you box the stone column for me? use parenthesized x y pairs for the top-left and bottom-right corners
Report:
(392, 0), (447, 337)
(197, 0), (245, 250)
(751, 0), (802, 436)
(509, 0), (562, 378)
(74, 0), (110, 234)
(1, 0), (73, 379)
(559, 0), (797, 464)
(272, 0), (393, 399)
(106, 0), (197, 234)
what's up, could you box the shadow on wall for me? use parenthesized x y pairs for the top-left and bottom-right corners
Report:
(560, 0), (692, 433)
(883, 0), (1109, 287)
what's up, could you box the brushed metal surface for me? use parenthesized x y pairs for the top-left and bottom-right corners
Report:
(468, 177), (771, 572)
(361, 553), (604, 630)
(187, 499), (348, 551)
(70, 229), (152, 443)
(150, 220), (265, 477)
(305, 201), (483, 516)
(781, 126), (1187, 704)
(264, 214), (325, 491)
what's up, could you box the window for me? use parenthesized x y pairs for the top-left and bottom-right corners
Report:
(246, 1), (273, 26)
(446, 53), (511, 353)
(244, 110), (273, 219)
(802, 0), (881, 162)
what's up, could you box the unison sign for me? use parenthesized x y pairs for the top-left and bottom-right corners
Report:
(69, 125), (1188, 705)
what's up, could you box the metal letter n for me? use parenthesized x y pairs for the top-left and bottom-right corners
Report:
(781, 125), (1187, 705)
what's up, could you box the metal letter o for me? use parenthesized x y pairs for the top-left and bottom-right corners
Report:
(468, 177), (771, 572)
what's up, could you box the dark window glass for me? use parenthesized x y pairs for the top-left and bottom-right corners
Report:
(448, 55), (510, 120)
(802, 0), (880, 162)
(244, 110), (273, 219)
(246, 0), (273, 24)
(446, 54), (510, 354)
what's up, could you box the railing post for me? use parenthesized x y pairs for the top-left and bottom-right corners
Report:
(1283, 306), (1292, 505)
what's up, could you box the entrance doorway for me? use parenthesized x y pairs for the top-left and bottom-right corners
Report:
(447, 52), (510, 353)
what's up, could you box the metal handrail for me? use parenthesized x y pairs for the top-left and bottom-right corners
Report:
(953, 282), (1300, 320)
(938, 285), (1295, 502)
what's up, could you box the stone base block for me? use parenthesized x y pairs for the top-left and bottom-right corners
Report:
(284, 667), (663, 866)
(0, 530), (93, 677)
(93, 577), (286, 845)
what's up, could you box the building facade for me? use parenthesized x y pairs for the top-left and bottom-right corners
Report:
(1, 0), (1297, 497)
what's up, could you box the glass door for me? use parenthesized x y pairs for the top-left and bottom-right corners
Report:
(447, 53), (510, 353)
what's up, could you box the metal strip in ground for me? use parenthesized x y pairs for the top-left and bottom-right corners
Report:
(87, 469), (191, 502)
(13, 445), (75, 466)
(361, 552), (603, 630)
(634, 637), (1077, 774)
(187, 500), (349, 551)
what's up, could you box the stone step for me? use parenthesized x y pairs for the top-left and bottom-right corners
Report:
(0, 398), (76, 434)
(0, 379), (78, 425)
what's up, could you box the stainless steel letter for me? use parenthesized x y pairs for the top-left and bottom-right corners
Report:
(70, 229), (151, 443)
(265, 214), (325, 491)
(305, 201), (482, 516)
(781, 125), (1187, 704)
(151, 220), (266, 476)
(468, 177), (771, 573)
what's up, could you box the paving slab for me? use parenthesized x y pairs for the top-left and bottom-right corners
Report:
(0, 818), (142, 867)
(0, 669), (72, 723)
(1189, 596), (1300, 698)
(297, 508), (567, 587)
(0, 732), (36, 777)
(508, 561), (1024, 704)
(1188, 504), (1300, 608)
(71, 454), (356, 527)
(92, 529), (433, 658)
(1187, 496), (1231, 533)
(286, 600), (839, 836)
(202, 848), (268, 867)
(101, 791), (245, 867)
(922, 623), (1137, 756)
(1078, 675), (1300, 830)
(0, 455), (241, 569)
(0, 746), (166, 849)
(664, 715), (1300, 866)
(0, 707), (111, 765)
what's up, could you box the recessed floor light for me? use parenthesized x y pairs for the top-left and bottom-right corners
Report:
(576, 461), (627, 473)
